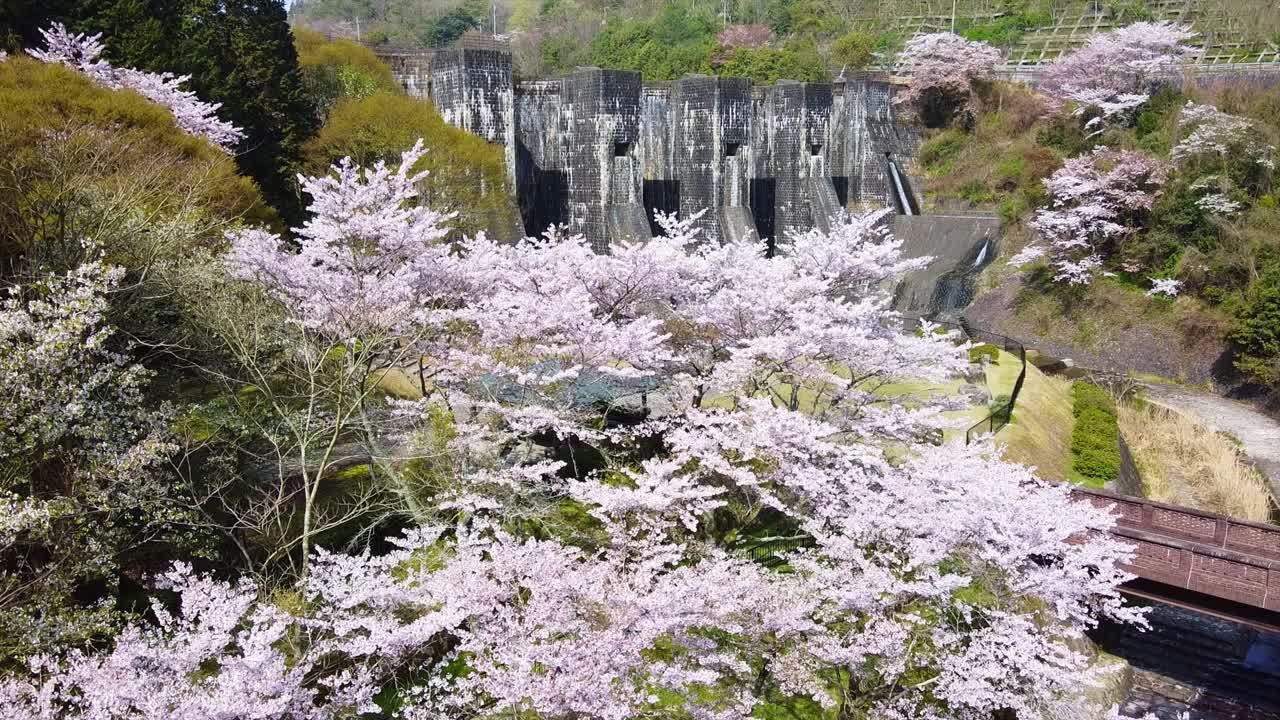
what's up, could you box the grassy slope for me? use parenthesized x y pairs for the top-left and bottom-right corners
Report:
(989, 350), (1074, 483)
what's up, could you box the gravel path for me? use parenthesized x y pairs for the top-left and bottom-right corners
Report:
(1139, 382), (1280, 505)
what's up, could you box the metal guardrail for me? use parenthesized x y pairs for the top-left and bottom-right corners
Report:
(896, 315), (1026, 444)
(962, 320), (1027, 444)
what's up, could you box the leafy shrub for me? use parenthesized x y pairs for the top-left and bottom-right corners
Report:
(989, 393), (1015, 422)
(302, 92), (516, 238)
(589, 5), (718, 81)
(294, 28), (399, 121)
(958, 11), (1052, 47)
(832, 30), (876, 69)
(0, 57), (269, 268)
(958, 179), (997, 205)
(970, 343), (1000, 364)
(1232, 268), (1280, 388)
(919, 130), (968, 173)
(713, 44), (828, 83)
(1069, 382), (1120, 487)
(1035, 113), (1092, 156)
(994, 154), (1025, 190)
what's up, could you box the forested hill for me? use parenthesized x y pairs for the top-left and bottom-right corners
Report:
(288, 0), (1280, 83)
(1, 0), (315, 221)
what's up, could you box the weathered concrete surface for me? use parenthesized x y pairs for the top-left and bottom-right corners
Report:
(384, 42), (920, 249)
(1097, 604), (1280, 719)
(890, 214), (1000, 316)
(1139, 381), (1280, 507)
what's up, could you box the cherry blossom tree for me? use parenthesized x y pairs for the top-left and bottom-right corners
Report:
(1040, 22), (1197, 134)
(1018, 148), (1168, 284)
(2, 143), (1148, 720)
(717, 23), (775, 50)
(896, 32), (1003, 127)
(28, 24), (243, 152)
(1, 257), (179, 661)
(210, 141), (459, 575)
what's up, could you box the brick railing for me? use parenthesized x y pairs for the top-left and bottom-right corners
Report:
(1074, 487), (1280, 612)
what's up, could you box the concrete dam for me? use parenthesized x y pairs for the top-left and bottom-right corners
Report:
(378, 37), (996, 313)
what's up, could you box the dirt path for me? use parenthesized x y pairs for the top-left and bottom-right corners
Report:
(1139, 382), (1280, 505)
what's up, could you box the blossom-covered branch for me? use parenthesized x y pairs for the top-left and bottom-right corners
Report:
(1041, 22), (1197, 132)
(2, 142), (1147, 720)
(29, 24), (243, 151)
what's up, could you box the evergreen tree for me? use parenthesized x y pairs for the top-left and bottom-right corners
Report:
(177, 0), (316, 222)
(8, 0), (316, 222)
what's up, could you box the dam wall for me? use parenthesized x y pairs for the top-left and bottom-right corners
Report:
(378, 39), (920, 250)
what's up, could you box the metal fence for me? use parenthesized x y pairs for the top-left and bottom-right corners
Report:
(899, 315), (1028, 444)
(959, 319), (1027, 444)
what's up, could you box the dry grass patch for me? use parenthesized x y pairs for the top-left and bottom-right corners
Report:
(1119, 403), (1272, 522)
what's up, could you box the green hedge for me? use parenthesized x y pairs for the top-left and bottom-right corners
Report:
(1069, 382), (1120, 488)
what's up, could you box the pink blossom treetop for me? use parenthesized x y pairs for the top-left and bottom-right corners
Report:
(4, 143), (1150, 720)
(225, 140), (456, 339)
(1040, 22), (1197, 130)
(1021, 147), (1168, 284)
(28, 24), (243, 152)
(895, 32), (1003, 125)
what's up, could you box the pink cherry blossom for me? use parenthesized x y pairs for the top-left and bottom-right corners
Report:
(28, 24), (243, 151)
(896, 32), (1003, 121)
(1029, 148), (1168, 284)
(1041, 22), (1197, 131)
(3, 143), (1150, 720)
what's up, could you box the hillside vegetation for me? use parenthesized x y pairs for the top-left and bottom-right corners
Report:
(922, 65), (1280, 396)
(287, 0), (1280, 81)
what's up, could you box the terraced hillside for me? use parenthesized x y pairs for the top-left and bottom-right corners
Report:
(861, 0), (1280, 65)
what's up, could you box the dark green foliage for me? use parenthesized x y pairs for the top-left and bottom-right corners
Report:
(12, 0), (317, 223)
(1232, 267), (1280, 387)
(1069, 382), (1120, 488)
(1133, 85), (1185, 155)
(918, 130), (967, 174)
(0, 0), (78, 51)
(957, 10), (1051, 48)
(1034, 113), (1092, 157)
(422, 6), (483, 46)
(171, 0), (316, 223)
(713, 43), (828, 83)
(831, 30), (876, 69)
(588, 4), (718, 81)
